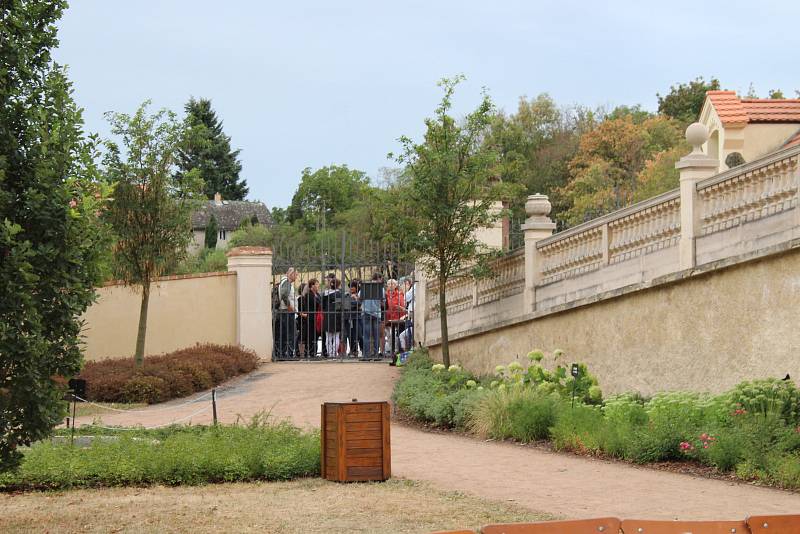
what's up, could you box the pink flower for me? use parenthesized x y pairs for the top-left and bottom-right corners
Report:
(69, 199), (77, 208)
(700, 433), (709, 441)
(679, 442), (694, 451)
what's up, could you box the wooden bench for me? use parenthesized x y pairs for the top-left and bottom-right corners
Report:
(480, 517), (621, 534)
(620, 519), (749, 533)
(747, 514), (800, 533)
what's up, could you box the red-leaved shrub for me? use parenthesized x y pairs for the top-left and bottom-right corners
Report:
(79, 344), (260, 404)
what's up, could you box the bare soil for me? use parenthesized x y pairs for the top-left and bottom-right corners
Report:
(69, 361), (800, 520)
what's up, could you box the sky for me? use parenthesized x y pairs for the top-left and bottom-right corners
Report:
(54, 0), (800, 209)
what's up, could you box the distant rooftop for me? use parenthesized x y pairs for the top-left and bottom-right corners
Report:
(191, 193), (272, 230)
(706, 90), (800, 126)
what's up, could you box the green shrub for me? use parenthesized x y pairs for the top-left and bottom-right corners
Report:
(0, 418), (319, 490)
(722, 378), (800, 425)
(79, 344), (260, 404)
(507, 393), (559, 442)
(550, 403), (603, 454)
(173, 248), (228, 275)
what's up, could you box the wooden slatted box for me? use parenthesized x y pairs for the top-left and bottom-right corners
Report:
(321, 401), (391, 482)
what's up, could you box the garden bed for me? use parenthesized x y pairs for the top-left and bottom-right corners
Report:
(393, 349), (800, 491)
(0, 417), (318, 491)
(78, 344), (260, 404)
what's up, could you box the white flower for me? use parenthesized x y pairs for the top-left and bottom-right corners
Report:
(476, 386), (484, 391)
(448, 364), (461, 373)
(494, 365), (506, 375)
(465, 380), (477, 388)
(508, 361), (523, 373)
(432, 363), (446, 372)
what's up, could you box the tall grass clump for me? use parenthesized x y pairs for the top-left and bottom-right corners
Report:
(469, 387), (560, 442)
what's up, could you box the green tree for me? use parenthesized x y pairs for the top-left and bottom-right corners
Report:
(394, 76), (506, 367)
(486, 95), (598, 224)
(657, 76), (721, 124)
(768, 89), (785, 99)
(204, 214), (219, 249)
(0, 0), (110, 473)
(103, 102), (201, 367)
(288, 165), (370, 230)
(560, 115), (684, 225)
(177, 97), (247, 200)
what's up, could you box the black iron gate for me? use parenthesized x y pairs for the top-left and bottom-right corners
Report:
(271, 232), (416, 363)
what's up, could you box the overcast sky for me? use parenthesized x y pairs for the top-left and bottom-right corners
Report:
(55, 1), (799, 209)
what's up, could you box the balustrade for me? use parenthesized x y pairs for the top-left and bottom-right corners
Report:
(537, 226), (604, 285)
(699, 155), (799, 236)
(608, 196), (681, 263)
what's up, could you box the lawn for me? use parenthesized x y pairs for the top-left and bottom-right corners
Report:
(1, 478), (553, 533)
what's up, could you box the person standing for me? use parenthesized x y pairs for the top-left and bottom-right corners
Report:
(360, 272), (384, 360)
(298, 278), (320, 359)
(346, 280), (362, 357)
(323, 278), (343, 358)
(277, 267), (298, 359)
(385, 278), (405, 356)
(399, 277), (415, 351)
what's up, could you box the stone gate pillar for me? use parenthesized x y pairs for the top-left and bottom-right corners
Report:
(521, 194), (556, 314)
(676, 123), (719, 270)
(227, 246), (273, 359)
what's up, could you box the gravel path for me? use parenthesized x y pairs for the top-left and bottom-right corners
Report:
(73, 362), (800, 519)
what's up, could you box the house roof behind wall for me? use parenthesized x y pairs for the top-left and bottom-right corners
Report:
(191, 200), (272, 230)
(707, 90), (800, 126)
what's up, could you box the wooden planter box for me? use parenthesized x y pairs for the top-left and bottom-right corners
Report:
(321, 401), (391, 482)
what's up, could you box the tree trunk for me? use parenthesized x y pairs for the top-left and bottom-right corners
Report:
(438, 273), (450, 368)
(134, 283), (150, 367)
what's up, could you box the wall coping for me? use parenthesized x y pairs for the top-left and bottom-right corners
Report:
(227, 246), (272, 257)
(101, 270), (235, 288)
(425, 237), (800, 347)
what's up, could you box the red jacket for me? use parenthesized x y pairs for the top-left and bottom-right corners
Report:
(385, 288), (405, 322)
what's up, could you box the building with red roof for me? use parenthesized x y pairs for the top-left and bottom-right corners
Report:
(698, 90), (800, 171)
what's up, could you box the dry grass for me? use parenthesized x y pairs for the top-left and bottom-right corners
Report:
(1, 477), (554, 533)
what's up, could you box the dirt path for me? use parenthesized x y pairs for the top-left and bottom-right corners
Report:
(73, 362), (800, 519)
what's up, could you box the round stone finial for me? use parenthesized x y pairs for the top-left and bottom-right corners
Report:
(525, 194), (552, 219)
(685, 122), (709, 154)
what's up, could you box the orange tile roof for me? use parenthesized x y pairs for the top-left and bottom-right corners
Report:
(707, 90), (800, 125)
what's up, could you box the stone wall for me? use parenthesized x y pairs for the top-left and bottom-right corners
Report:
(81, 247), (274, 361)
(421, 136), (800, 394)
(429, 244), (800, 395)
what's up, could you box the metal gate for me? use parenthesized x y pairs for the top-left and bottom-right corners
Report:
(271, 232), (416, 363)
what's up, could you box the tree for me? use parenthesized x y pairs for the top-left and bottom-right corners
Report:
(486, 94), (598, 223)
(394, 76), (506, 367)
(657, 76), (721, 125)
(104, 103), (201, 367)
(0, 0), (109, 472)
(205, 214), (219, 249)
(176, 98), (247, 200)
(287, 165), (370, 230)
(560, 115), (684, 225)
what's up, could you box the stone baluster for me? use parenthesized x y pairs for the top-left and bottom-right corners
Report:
(676, 123), (719, 269)
(522, 194), (557, 313)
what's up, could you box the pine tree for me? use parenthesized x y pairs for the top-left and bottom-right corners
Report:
(177, 98), (247, 200)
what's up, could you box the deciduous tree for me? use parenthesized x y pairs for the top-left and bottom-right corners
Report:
(657, 76), (721, 125)
(393, 76), (507, 367)
(0, 0), (109, 472)
(103, 103), (201, 367)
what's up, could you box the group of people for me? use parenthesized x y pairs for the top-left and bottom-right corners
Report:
(273, 267), (415, 361)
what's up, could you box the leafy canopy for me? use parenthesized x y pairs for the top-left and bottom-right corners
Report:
(103, 102), (202, 366)
(0, 0), (109, 473)
(657, 76), (721, 125)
